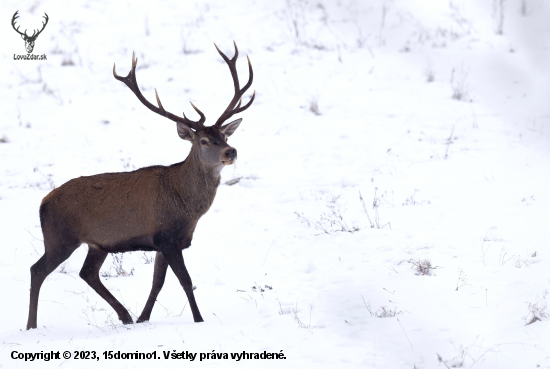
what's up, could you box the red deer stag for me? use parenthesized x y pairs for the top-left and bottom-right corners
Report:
(26, 42), (255, 330)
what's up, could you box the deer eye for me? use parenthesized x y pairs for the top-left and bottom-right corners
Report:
(200, 139), (209, 145)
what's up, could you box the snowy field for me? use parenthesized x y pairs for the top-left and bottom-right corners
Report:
(1, 0), (550, 367)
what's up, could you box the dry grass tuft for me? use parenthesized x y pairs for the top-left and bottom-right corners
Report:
(409, 257), (440, 276)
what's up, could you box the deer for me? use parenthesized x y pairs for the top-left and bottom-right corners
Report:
(12, 11), (49, 54)
(26, 42), (255, 330)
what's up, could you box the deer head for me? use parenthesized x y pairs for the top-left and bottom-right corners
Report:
(113, 42), (255, 174)
(12, 11), (49, 54)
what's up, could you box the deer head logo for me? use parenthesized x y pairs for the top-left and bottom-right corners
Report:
(12, 11), (49, 54)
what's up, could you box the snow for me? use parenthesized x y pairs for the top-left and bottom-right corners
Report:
(1, 0), (550, 367)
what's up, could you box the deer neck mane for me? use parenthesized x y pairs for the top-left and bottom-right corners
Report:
(188, 143), (224, 180)
(167, 144), (222, 215)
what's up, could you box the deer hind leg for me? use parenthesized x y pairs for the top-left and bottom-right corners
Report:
(27, 242), (79, 330)
(79, 245), (133, 324)
(137, 251), (168, 323)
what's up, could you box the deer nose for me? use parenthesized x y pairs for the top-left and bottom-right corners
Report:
(225, 148), (237, 160)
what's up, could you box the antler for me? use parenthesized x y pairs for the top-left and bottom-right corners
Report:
(11, 11), (49, 39)
(11, 11), (26, 37)
(214, 41), (255, 127)
(113, 52), (205, 131)
(31, 13), (49, 39)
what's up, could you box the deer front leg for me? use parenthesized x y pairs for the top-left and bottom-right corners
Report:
(160, 246), (204, 323)
(137, 251), (168, 323)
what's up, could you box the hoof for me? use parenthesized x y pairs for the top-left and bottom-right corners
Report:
(119, 316), (133, 325)
(136, 317), (149, 323)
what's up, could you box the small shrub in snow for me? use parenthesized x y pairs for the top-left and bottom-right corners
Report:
(237, 284), (272, 295)
(294, 306), (316, 329)
(308, 96), (321, 116)
(455, 268), (471, 291)
(277, 299), (292, 315)
(425, 68), (434, 83)
(282, 0), (307, 46)
(513, 256), (530, 268)
(492, 0), (505, 34)
(363, 297), (403, 318)
(523, 290), (549, 325)
(480, 226), (506, 265)
(359, 189), (392, 229)
(409, 257), (440, 276)
(438, 337), (478, 368)
(374, 306), (402, 318)
(295, 205), (360, 235)
(444, 125), (456, 160)
(251, 284), (272, 293)
(517, 195), (535, 206)
(100, 254), (134, 278)
(498, 246), (511, 266)
(497, 246), (530, 268)
(277, 300), (315, 328)
(483, 227), (505, 242)
(249, 283), (273, 299)
(450, 66), (470, 101)
(57, 261), (69, 274)
(0, 135), (9, 143)
(402, 189), (431, 206)
(180, 5), (208, 55)
(140, 252), (154, 264)
(33, 167), (55, 190)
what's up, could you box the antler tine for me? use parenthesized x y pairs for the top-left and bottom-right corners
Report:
(154, 89), (165, 111)
(34, 13), (49, 37)
(11, 11), (26, 36)
(113, 52), (205, 131)
(12, 11), (19, 26)
(233, 91), (255, 115)
(188, 102), (206, 122)
(214, 42), (255, 127)
(232, 40), (239, 61)
(239, 55), (254, 94)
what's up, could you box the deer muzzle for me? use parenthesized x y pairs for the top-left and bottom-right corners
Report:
(221, 147), (237, 165)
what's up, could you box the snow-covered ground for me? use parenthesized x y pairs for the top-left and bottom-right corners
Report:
(1, 0), (550, 367)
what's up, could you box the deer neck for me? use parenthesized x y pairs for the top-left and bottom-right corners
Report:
(168, 145), (222, 217)
(190, 143), (225, 178)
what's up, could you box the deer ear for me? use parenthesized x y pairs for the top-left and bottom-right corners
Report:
(220, 118), (242, 137)
(20, 34), (26, 40)
(177, 122), (196, 141)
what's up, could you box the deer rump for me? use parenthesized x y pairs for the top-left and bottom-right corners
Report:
(26, 42), (254, 330)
